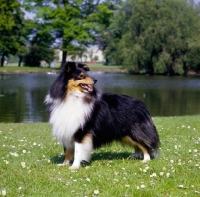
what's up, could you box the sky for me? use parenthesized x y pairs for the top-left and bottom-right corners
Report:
(24, 0), (200, 19)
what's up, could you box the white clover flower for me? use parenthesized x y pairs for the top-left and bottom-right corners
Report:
(22, 150), (26, 153)
(150, 173), (157, 178)
(136, 186), (140, 190)
(170, 160), (174, 164)
(21, 162), (26, 168)
(178, 185), (184, 188)
(94, 190), (99, 194)
(1, 189), (6, 196)
(4, 160), (9, 165)
(125, 184), (130, 187)
(33, 142), (37, 146)
(10, 152), (18, 157)
(145, 166), (150, 170)
(86, 178), (90, 182)
(159, 172), (164, 176)
(166, 173), (170, 178)
(141, 184), (145, 189)
(194, 149), (198, 153)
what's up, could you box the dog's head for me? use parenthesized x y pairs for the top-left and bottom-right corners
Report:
(64, 62), (97, 96)
(49, 62), (97, 100)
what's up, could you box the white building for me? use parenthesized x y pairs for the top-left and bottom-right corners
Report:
(57, 47), (105, 63)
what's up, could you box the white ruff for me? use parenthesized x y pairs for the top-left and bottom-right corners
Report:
(46, 93), (94, 150)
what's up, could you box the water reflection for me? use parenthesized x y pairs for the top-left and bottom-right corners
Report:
(0, 73), (200, 123)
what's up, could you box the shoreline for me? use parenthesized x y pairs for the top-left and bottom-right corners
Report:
(0, 68), (127, 74)
(0, 68), (200, 76)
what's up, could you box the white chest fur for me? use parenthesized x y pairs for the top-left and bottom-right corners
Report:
(48, 94), (94, 149)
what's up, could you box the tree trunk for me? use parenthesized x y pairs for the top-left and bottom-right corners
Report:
(105, 56), (109, 65)
(18, 55), (23, 67)
(60, 51), (67, 67)
(168, 62), (175, 75)
(0, 53), (5, 67)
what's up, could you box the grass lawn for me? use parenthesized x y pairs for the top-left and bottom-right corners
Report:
(0, 63), (123, 74)
(0, 116), (200, 196)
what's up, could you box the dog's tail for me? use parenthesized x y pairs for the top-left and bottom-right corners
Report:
(140, 124), (160, 160)
(148, 127), (160, 159)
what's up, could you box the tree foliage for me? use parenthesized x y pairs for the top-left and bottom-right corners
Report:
(105, 0), (200, 75)
(0, 0), (26, 66)
(23, 0), (117, 67)
(23, 29), (55, 67)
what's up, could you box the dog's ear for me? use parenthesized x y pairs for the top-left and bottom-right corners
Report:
(65, 62), (76, 73)
(77, 63), (90, 71)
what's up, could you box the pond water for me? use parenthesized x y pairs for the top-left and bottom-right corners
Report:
(0, 73), (200, 123)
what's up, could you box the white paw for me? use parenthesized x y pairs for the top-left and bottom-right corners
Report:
(141, 154), (150, 163)
(69, 165), (80, 170)
(141, 159), (149, 163)
(57, 163), (66, 166)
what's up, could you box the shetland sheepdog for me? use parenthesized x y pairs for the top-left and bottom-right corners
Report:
(45, 62), (160, 169)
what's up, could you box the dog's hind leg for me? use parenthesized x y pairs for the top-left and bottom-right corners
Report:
(57, 148), (74, 166)
(69, 134), (93, 170)
(63, 148), (74, 165)
(130, 147), (143, 160)
(122, 136), (150, 163)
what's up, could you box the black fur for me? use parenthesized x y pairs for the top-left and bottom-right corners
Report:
(75, 93), (160, 158)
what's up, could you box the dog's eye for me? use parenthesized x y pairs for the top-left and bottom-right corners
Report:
(79, 73), (85, 79)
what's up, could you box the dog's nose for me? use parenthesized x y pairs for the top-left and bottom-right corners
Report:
(93, 79), (97, 84)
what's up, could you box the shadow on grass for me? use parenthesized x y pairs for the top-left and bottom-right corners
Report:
(50, 151), (133, 165)
(51, 154), (65, 165)
(92, 151), (132, 161)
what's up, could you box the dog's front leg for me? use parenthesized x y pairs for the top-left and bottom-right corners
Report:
(69, 134), (93, 170)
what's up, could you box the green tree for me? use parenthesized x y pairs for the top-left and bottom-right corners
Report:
(23, 0), (116, 67)
(0, 0), (25, 66)
(106, 0), (200, 75)
(23, 22), (55, 67)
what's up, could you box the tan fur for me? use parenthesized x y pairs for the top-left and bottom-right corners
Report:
(121, 136), (150, 162)
(67, 77), (95, 93)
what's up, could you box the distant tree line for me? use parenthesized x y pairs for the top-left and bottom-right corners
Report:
(0, 0), (200, 75)
(0, 0), (118, 67)
(104, 0), (200, 75)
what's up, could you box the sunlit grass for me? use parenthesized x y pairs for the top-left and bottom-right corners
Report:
(0, 116), (200, 196)
(0, 63), (122, 74)
(0, 63), (59, 73)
